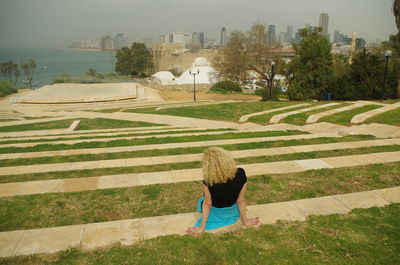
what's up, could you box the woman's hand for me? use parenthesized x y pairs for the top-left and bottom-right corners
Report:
(185, 227), (204, 234)
(243, 217), (260, 226)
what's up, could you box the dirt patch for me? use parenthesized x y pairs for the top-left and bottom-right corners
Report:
(157, 90), (260, 101)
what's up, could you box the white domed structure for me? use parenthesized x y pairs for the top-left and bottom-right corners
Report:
(192, 57), (209, 67)
(151, 71), (176, 85)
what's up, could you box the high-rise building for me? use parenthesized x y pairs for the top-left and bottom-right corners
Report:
(266, 25), (276, 44)
(99, 35), (113, 51)
(319, 13), (329, 39)
(192, 32), (205, 49)
(286, 25), (293, 43)
(221, 27), (227, 47)
(114, 33), (128, 50)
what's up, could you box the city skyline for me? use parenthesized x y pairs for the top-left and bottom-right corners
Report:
(0, 0), (397, 48)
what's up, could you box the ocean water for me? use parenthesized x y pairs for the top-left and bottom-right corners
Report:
(0, 48), (115, 88)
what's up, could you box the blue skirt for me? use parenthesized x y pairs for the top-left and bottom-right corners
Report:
(193, 196), (240, 230)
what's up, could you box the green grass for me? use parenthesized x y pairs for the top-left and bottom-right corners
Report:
(282, 103), (347, 125)
(366, 106), (400, 126)
(320, 105), (383, 125)
(0, 128), (233, 145)
(248, 104), (317, 125)
(0, 130), (306, 154)
(124, 101), (303, 122)
(2, 204), (399, 265)
(0, 135), (374, 172)
(0, 118), (164, 132)
(1, 162), (399, 232)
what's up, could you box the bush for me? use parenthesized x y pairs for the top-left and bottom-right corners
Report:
(0, 81), (18, 97)
(210, 80), (242, 92)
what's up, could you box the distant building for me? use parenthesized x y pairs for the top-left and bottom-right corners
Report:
(114, 33), (128, 50)
(192, 32), (205, 49)
(286, 25), (293, 43)
(266, 25), (276, 44)
(221, 27), (227, 47)
(99, 35), (113, 51)
(355, 38), (367, 48)
(159, 32), (192, 48)
(319, 13), (329, 39)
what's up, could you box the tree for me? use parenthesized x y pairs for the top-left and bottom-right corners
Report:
(86, 68), (97, 82)
(115, 43), (153, 76)
(394, 0), (400, 31)
(20, 59), (36, 88)
(213, 23), (283, 100)
(286, 28), (334, 100)
(0, 61), (19, 84)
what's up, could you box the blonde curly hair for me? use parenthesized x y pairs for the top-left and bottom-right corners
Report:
(202, 147), (237, 186)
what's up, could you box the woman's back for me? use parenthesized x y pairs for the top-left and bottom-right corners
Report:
(206, 167), (247, 208)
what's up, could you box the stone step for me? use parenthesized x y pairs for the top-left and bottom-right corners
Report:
(1, 151), (399, 197)
(306, 102), (370, 124)
(1, 186), (398, 257)
(0, 132), (340, 160)
(238, 103), (310, 123)
(351, 102), (400, 124)
(1, 138), (398, 176)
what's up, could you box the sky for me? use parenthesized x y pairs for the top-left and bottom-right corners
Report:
(0, 0), (397, 48)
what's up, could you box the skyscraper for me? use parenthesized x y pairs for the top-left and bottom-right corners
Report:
(266, 25), (276, 44)
(319, 13), (329, 39)
(286, 25), (293, 43)
(192, 32), (205, 49)
(114, 33), (128, 50)
(221, 27), (227, 47)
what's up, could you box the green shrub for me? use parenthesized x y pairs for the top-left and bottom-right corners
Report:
(0, 81), (18, 97)
(210, 80), (242, 92)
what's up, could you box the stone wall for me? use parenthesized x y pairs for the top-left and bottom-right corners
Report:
(147, 82), (211, 92)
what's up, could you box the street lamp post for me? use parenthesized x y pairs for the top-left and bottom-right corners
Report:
(269, 61), (276, 99)
(189, 69), (200, 101)
(382, 50), (393, 101)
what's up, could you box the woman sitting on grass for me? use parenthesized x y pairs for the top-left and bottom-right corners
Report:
(186, 147), (260, 234)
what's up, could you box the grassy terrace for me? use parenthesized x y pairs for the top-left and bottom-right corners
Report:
(1, 162), (399, 232)
(0, 130), (306, 154)
(0, 128), (233, 145)
(282, 103), (348, 125)
(0, 135), (373, 168)
(124, 101), (303, 122)
(367, 106), (400, 126)
(2, 204), (399, 265)
(320, 105), (382, 125)
(1, 144), (399, 184)
(247, 104), (315, 125)
(0, 118), (164, 132)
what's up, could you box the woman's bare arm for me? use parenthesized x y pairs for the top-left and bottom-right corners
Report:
(186, 184), (212, 234)
(237, 183), (260, 226)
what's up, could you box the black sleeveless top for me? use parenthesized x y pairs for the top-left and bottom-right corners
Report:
(203, 167), (247, 208)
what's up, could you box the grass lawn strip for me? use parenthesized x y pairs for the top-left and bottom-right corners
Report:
(0, 137), (391, 169)
(0, 118), (164, 132)
(0, 130), (307, 154)
(282, 103), (348, 125)
(0, 162), (399, 232)
(2, 203), (399, 264)
(366, 106), (400, 126)
(0, 144), (398, 183)
(320, 105), (383, 125)
(0, 128), (233, 145)
(248, 104), (320, 125)
(124, 101), (303, 122)
(0, 135), (375, 164)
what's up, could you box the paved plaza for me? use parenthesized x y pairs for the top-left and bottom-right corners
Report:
(0, 85), (400, 258)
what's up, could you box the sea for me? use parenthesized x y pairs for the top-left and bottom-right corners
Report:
(0, 47), (115, 88)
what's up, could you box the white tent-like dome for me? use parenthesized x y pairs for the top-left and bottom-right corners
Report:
(151, 71), (176, 85)
(192, 57), (209, 67)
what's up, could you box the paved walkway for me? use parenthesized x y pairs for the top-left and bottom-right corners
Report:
(306, 102), (369, 124)
(1, 138), (398, 177)
(0, 186), (398, 257)
(238, 103), (310, 123)
(0, 132), (340, 160)
(269, 103), (340, 124)
(1, 150), (399, 197)
(351, 102), (400, 124)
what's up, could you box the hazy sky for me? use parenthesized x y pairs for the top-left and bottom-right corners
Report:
(0, 0), (397, 48)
